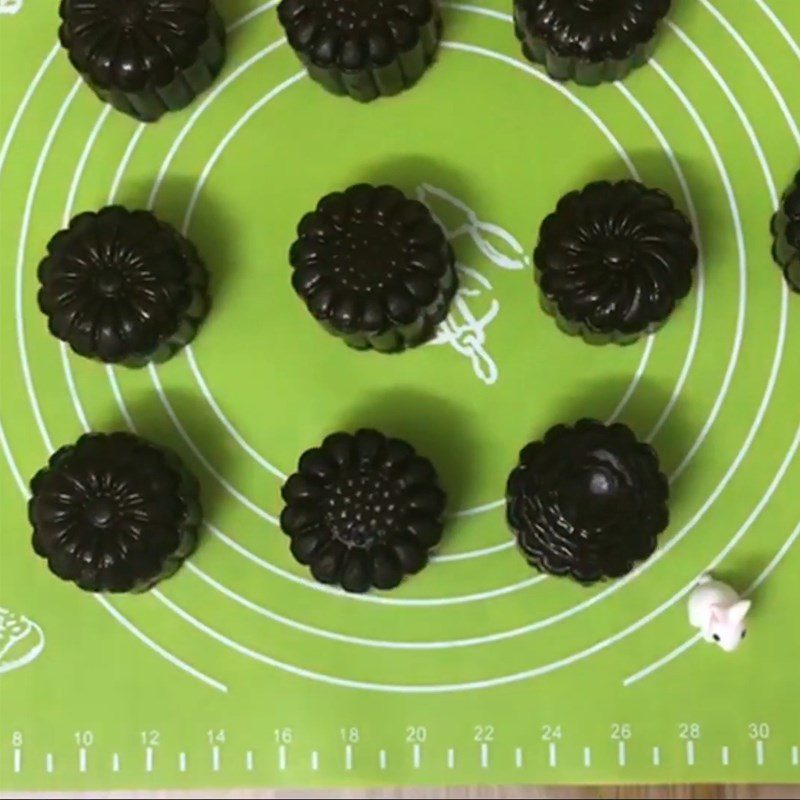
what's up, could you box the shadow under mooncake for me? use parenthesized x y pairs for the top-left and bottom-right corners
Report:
(38, 206), (210, 366)
(280, 429), (447, 593)
(29, 432), (201, 593)
(58, 0), (227, 121)
(506, 419), (669, 584)
(290, 184), (457, 352)
(534, 180), (698, 345)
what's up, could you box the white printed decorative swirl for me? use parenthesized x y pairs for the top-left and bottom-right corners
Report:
(419, 183), (529, 386)
(0, 0), (23, 15)
(0, 607), (44, 674)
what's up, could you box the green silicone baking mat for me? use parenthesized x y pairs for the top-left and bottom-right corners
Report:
(1, 0), (799, 792)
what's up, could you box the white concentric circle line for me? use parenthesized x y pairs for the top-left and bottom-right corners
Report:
(145, 362), (282, 525)
(651, 54), (747, 486)
(4, 53), (227, 694)
(90, 44), (561, 603)
(0, 44), (60, 175)
(624, 492), (800, 687)
(165, 32), (660, 588)
(158, 28), (755, 603)
(64, 105), (112, 226)
(614, 80), (706, 445)
(108, 123), (145, 205)
(178, 28), (789, 676)
(146, 35), (285, 212)
(184, 346), (288, 480)
(153, 421), (800, 693)
(752, 0), (800, 62)
(227, 1), (276, 33)
(0, 425), (228, 693)
(14, 3), (792, 684)
(433, 537), (510, 562)
(0, 419), (28, 497)
(94, 595), (228, 693)
(205, 520), (548, 606)
(149, 0), (669, 536)
(36, 9), (780, 684)
(172, 27), (670, 550)
(184, 560), (545, 648)
(667, 21), (778, 207)
(60, 104), (114, 433)
(702, 0), (800, 148)
(172, 27), (651, 520)
(176, 27), (749, 617)
(425, 18), (749, 522)
(14, 78), (82, 455)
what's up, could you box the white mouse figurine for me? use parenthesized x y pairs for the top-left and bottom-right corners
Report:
(688, 574), (751, 652)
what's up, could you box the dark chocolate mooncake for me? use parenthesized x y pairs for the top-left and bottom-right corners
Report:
(290, 184), (457, 352)
(58, 0), (227, 121)
(280, 429), (446, 592)
(513, 0), (671, 86)
(29, 432), (201, 593)
(506, 419), (669, 584)
(534, 180), (698, 344)
(277, 0), (442, 101)
(771, 170), (800, 293)
(38, 206), (210, 366)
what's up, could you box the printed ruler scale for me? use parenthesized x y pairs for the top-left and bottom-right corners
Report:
(1, 723), (798, 785)
(1, 0), (799, 791)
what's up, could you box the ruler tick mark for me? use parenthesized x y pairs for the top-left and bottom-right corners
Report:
(13, 748), (21, 773)
(245, 751), (254, 772)
(212, 745), (220, 772)
(278, 744), (287, 771)
(480, 742), (489, 768)
(548, 742), (557, 767)
(583, 746), (592, 768)
(515, 747), (523, 768)
(345, 744), (353, 771)
(447, 748), (455, 769)
(617, 741), (626, 767)
(652, 746), (660, 766)
(78, 747), (87, 773)
(792, 745), (798, 766)
(722, 746), (730, 766)
(756, 739), (765, 766)
(379, 749), (387, 770)
(45, 753), (54, 774)
(145, 746), (154, 773)
(686, 741), (695, 766)
(178, 752), (187, 773)
(112, 753), (120, 773)
(311, 750), (319, 771)
(412, 743), (421, 769)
